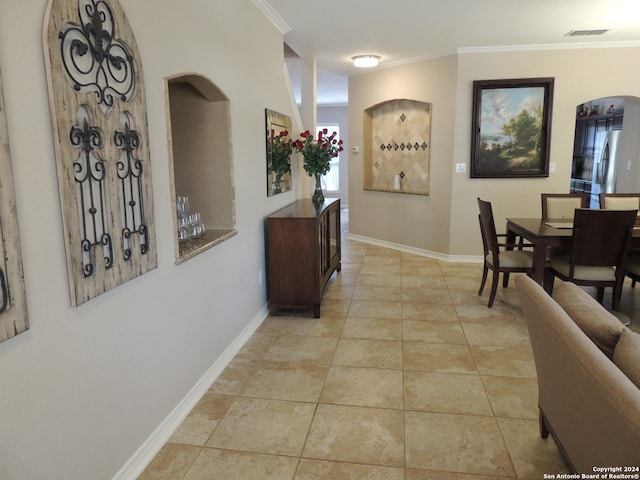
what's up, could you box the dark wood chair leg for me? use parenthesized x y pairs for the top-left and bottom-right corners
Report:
(596, 287), (605, 304)
(488, 270), (499, 307)
(478, 263), (488, 296)
(543, 269), (555, 295)
(612, 280), (625, 310)
(539, 409), (549, 439)
(502, 272), (510, 288)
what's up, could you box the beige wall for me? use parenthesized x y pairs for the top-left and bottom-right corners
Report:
(349, 47), (640, 257)
(349, 55), (458, 255)
(0, 1), (297, 479)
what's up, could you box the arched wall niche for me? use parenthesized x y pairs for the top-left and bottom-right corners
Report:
(174, 73), (229, 102)
(363, 98), (432, 195)
(165, 73), (237, 264)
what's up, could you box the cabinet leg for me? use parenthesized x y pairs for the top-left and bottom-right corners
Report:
(313, 304), (320, 318)
(539, 409), (549, 439)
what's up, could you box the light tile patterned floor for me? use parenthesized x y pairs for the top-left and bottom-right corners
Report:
(139, 209), (640, 479)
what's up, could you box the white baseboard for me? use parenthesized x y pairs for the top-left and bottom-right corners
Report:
(346, 233), (483, 264)
(113, 235), (479, 479)
(112, 304), (270, 480)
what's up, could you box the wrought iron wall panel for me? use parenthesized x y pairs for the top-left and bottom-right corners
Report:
(44, 0), (157, 306)
(0, 68), (29, 342)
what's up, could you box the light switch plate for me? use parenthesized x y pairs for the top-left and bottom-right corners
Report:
(455, 163), (466, 173)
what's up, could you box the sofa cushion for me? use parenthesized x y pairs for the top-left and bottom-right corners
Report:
(553, 281), (624, 358)
(613, 328), (640, 389)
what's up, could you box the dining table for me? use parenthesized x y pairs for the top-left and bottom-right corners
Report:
(505, 217), (640, 284)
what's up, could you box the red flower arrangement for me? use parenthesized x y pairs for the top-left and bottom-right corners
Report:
(293, 128), (344, 177)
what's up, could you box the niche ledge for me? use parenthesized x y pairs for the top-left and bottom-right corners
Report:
(166, 73), (237, 264)
(175, 229), (237, 265)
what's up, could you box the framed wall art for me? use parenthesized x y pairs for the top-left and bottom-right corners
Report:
(470, 77), (554, 178)
(265, 109), (293, 196)
(0, 68), (29, 342)
(43, 0), (157, 306)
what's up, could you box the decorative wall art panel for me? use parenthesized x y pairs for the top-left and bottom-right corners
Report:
(0, 68), (29, 342)
(43, 0), (157, 306)
(363, 99), (431, 195)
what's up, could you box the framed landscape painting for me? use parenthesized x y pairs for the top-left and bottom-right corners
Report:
(470, 77), (554, 178)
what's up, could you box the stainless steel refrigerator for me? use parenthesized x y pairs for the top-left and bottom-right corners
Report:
(590, 130), (623, 208)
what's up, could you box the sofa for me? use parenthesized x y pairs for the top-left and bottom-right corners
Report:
(515, 276), (640, 473)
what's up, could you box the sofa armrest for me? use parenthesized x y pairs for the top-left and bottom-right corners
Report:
(516, 276), (640, 473)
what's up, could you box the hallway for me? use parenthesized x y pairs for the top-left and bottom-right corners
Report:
(139, 209), (637, 479)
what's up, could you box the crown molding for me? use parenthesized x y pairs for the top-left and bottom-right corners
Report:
(457, 40), (640, 54)
(381, 50), (456, 69)
(250, 0), (291, 34)
(350, 40), (640, 76)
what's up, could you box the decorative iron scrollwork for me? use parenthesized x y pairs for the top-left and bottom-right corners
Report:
(70, 105), (113, 277)
(59, 0), (136, 111)
(114, 112), (148, 260)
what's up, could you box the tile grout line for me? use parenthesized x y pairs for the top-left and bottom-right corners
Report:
(141, 220), (571, 478)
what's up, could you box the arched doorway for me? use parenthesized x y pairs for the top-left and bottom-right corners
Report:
(571, 96), (640, 208)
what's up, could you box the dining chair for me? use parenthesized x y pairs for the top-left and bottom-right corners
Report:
(541, 193), (589, 258)
(477, 198), (534, 307)
(543, 208), (637, 310)
(601, 193), (640, 286)
(541, 193), (588, 220)
(620, 256), (640, 318)
(599, 193), (640, 211)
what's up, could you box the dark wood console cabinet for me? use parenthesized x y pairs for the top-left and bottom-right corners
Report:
(266, 198), (341, 317)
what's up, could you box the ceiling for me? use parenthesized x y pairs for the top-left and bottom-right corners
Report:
(254, 0), (640, 106)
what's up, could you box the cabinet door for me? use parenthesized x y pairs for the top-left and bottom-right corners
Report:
(573, 120), (586, 155)
(268, 217), (318, 305)
(318, 201), (340, 281)
(584, 119), (596, 155)
(328, 203), (340, 265)
(613, 114), (624, 130)
(318, 212), (328, 276)
(595, 118), (608, 134)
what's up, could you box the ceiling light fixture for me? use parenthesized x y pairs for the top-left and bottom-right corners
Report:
(352, 55), (380, 68)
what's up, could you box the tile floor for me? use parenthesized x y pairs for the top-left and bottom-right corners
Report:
(139, 209), (640, 479)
